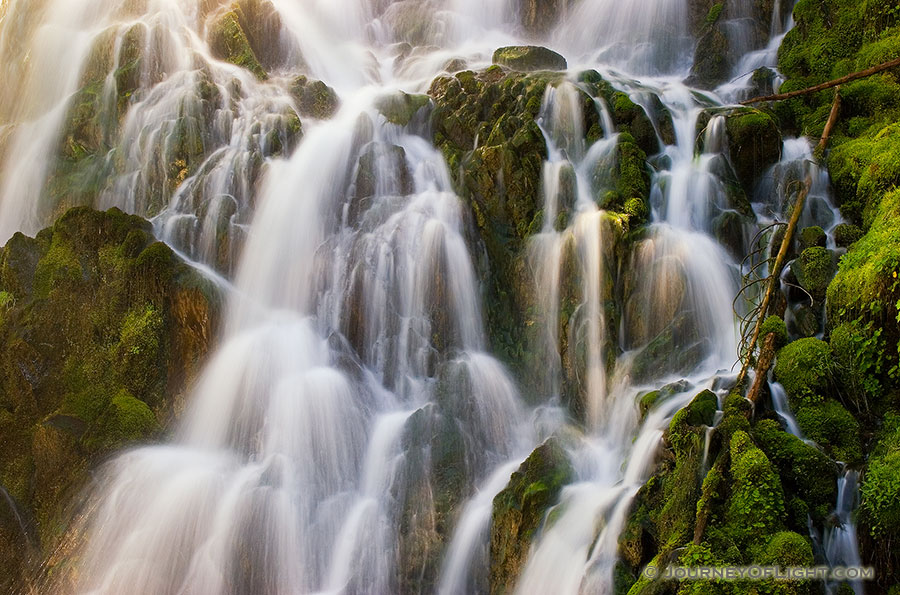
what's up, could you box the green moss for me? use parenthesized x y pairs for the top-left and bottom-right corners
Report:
(0, 207), (219, 587)
(753, 418), (838, 523)
(792, 246), (835, 302)
(795, 400), (863, 464)
(375, 92), (430, 126)
(758, 315), (789, 350)
(833, 223), (864, 248)
(669, 390), (718, 446)
(725, 431), (786, 549)
(774, 338), (833, 407)
(863, 449), (900, 528)
(82, 389), (159, 452)
(723, 108), (781, 191)
(829, 124), (900, 227)
(705, 3), (724, 26)
(799, 226), (827, 250)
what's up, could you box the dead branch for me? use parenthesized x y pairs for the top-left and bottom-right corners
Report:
(741, 56), (900, 105)
(734, 175), (812, 389)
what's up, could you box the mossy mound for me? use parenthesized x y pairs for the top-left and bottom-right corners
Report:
(791, 246), (835, 303)
(490, 438), (573, 595)
(773, 337), (832, 407)
(758, 315), (789, 350)
(753, 418), (838, 525)
(492, 46), (568, 72)
(0, 207), (220, 591)
(723, 108), (783, 192)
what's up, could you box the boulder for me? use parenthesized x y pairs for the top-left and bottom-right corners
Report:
(492, 46), (568, 72)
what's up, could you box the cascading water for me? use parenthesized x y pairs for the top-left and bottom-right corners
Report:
(0, 0), (866, 593)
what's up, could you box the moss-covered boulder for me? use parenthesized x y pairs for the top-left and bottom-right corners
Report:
(686, 19), (731, 90)
(833, 222), (863, 248)
(753, 418), (838, 524)
(795, 400), (863, 464)
(490, 438), (572, 595)
(492, 46), (568, 72)
(773, 338), (833, 407)
(289, 75), (340, 119)
(723, 108), (782, 192)
(724, 431), (787, 549)
(207, 0), (291, 78)
(791, 246), (836, 303)
(208, 8), (268, 80)
(0, 207), (220, 591)
(798, 225), (827, 250)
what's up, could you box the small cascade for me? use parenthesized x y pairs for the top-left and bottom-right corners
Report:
(553, 0), (693, 75)
(824, 469), (864, 595)
(769, 380), (805, 438)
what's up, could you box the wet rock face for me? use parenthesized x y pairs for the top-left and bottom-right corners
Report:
(517, 0), (571, 38)
(0, 207), (221, 592)
(490, 438), (572, 595)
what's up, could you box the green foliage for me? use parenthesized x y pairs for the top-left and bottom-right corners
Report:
(861, 450), (900, 538)
(774, 338), (833, 407)
(725, 431), (786, 549)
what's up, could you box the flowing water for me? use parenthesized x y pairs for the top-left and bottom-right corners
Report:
(0, 0), (862, 593)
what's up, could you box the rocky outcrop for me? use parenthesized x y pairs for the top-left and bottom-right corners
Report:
(490, 438), (572, 594)
(0, 207), (221, 593)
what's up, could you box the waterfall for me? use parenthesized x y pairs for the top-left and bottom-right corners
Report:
(0, 0), (864, 593)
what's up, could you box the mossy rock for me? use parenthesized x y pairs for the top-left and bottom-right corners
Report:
(492, 46), (568, 72)
(208, 8), (268, 80)
(686, 23), (732, 90)
(289, 75), (340, 119)
(752, 418), (838, 524)
(0, 207), (220, 589)
(795, 400), (863, 464)
(375, 91), (431, 126)
(725, 431), (786, 550)
(723, 108), (782, 192)
(798, 225), (826, 250)
(833, 223), (864, 248)
(758, 315), (788, 350)
(774, 338), (833, 407)
(490, 438), (573, 594)
(791, 246), (836, 302)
